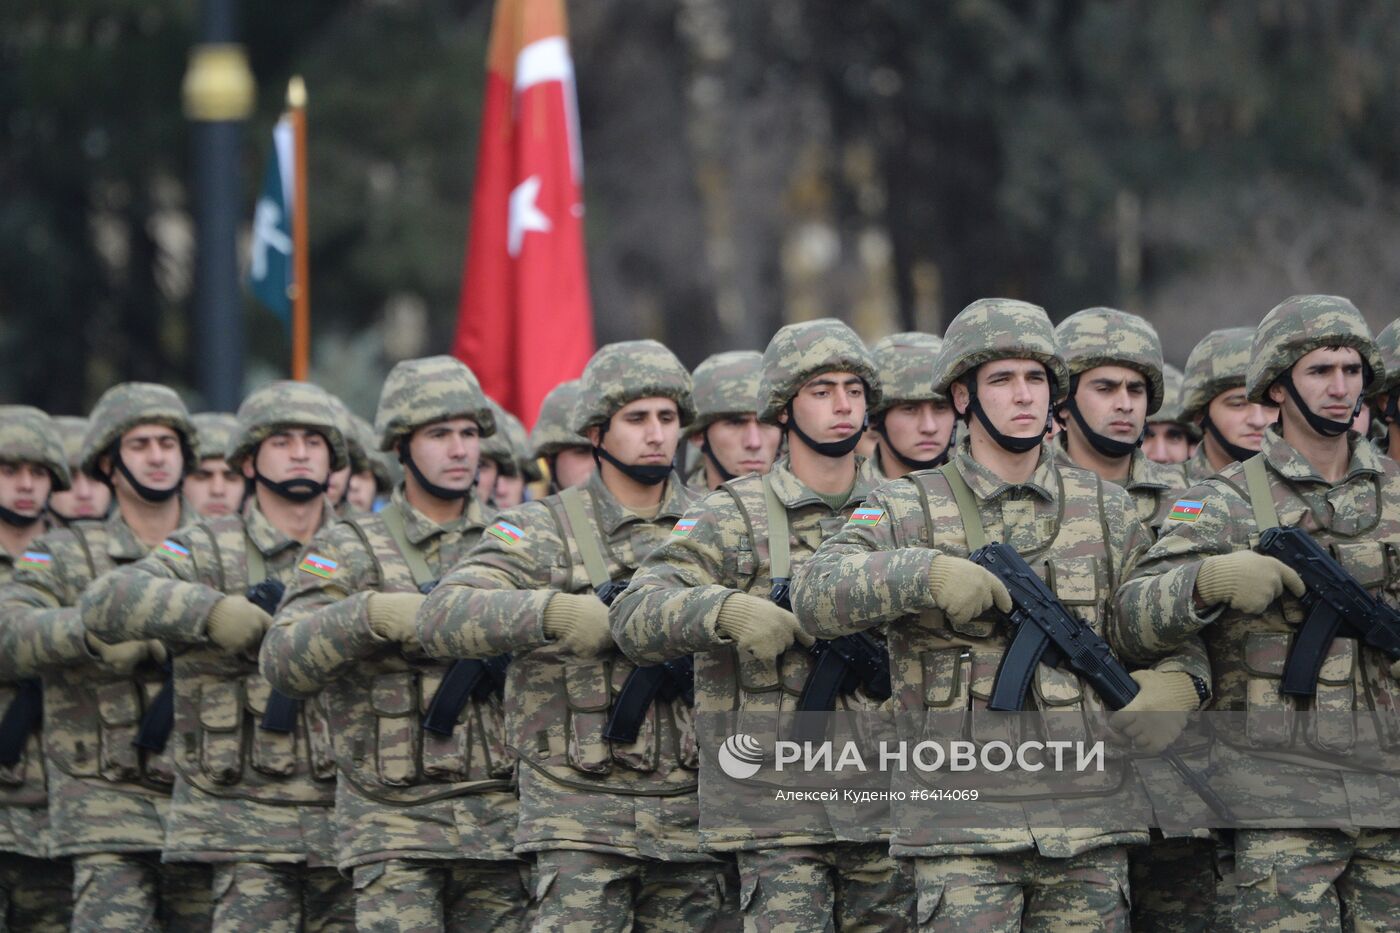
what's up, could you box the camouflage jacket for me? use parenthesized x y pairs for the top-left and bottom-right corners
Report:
(0, 503), (195, 854)
(790, 439), (1205, 859)
(0, 546), (52, 856)
(1053, 441), (1187, 536)
(1115, 427), (1400, 739)
(78, 499), (340, 864)
(610, 455), (887, 851)
(261, 487), (516, 869)
(1182, 444), (1219, 486)
(418, 470), (705, 862)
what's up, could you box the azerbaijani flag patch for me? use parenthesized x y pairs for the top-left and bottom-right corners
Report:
(1168, 500), (1204, 523)
(487, 520), (524, 545)
(19, 551), (51, 566)
(159, 540), (190, 560)
(298, 553), (338, 578)
(672, 518), (699, 537)
(848, 507), (885, 527)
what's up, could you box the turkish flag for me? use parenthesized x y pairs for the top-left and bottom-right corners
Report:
(454, 0), (595, 429)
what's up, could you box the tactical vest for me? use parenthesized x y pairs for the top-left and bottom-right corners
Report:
(172, 525), (337, 804)
(331, 502), (514, 806)
(511, 486), (698, 792)
(43, 524), (176, 793)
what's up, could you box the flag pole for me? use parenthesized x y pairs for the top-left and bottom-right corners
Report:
(288, 76), (310, 380)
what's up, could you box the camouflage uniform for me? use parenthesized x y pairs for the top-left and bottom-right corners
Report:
(0, 384), (212, 931)
(1149, 364), (1202, 444)
(0, 406), (74, 931)
(792, 300), (1209, 932)
(192, 412), (239, 464)
(870, 331), (951, 477)
(79, 382), (354, 931)
(1372, 321), (1400, 458)
(1116, 296), (1400, 933)
(528, 379), (592, 492)
(1180, 327), (1257, 486)
(612, 320), (915, 931)
(685, 350), (767, 489)
(261, 357), (530, 932)
(418, 342), (726, 932)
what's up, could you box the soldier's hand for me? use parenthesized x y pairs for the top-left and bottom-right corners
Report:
(1108, 670), (1200, 755)
(1195, 552), (1305, 614)
(542, 593), (613, 656)
(927, 554), (1012, 627)
(715, 593), (815, 661)
(206, 596), (272, 654)
(1390, 658), (1400, 682)
(367, 593), (428, 652)
(147, 640), (169, 666)
(85, 634), (152, 675)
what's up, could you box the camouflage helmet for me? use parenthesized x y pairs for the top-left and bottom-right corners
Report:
(52, 416), (88, 470)
(482, 403), (539, 480)
(1179, 327), (1254, 422)
(1147, 364), (1202, 440)
(226, 381), (349, 472)
(932, 298), (1070, 400)
(80, 382), (196, 478)
(1369, 319), (1400, 397)
(1054, 307), (1165, 415)
(870, 332), (944, 416)
(324, 396), (368, 474)
(757, 319), (882, 424)
(0, 406), (71, 491)
(375, 355), (496, 451)
(191, 412), (239, 462)
(530, 380), (589, 458)
(686, 351), (764, 437)
(479, 399), (514, 467)
(1246, 295), (1384, 403)
(347, 413), (389, 487)
(571, 340), (695, 434)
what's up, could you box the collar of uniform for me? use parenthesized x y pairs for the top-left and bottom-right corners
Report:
(763, 454), (883, 511)
(1052, 435), (1169, 492)
(953, 437), (1056, 504)
(585, 468), (690, 535)
(106, 498), (195, 561)
(1262, 424), (1383, 486)
(244, 496), (328, 560)
(388, 484), (486, 545)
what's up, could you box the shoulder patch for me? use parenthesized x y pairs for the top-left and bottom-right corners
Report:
(848, 507), (885, 527)
(18, 551), (51, 566)
(159, 539), (190, 560)
(672, 517), (699, 537)
(486, 520), (524, 545)
(1167, 499), (1205, 523)
(298, 553), (339, 578)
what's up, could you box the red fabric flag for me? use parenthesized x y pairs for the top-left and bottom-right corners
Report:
(454, 0), (595, 430)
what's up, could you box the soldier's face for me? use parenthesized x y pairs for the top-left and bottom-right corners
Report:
(780, 371), (868, 443)
(1142, 423), (1191, 464)
(185, 457), (242, 518)
(49, 468), (110, 520)
(953, 360), (1051, 440)
(1204, 388), (1274, 452)
(108, 424), (183, 495)
(0, 462), (52, 520)
(494, 471), (527, 509)
(476, 457), (500, 497)
(1268, 346), (1366, 436)
(591, 397), (681, 466)
(406, 417), (481, 496)
(552, 446), (595, 489)
(347, 470), (377, 512)
(692, 413), (780, 480)
(880, 399), (955, 463)
(1067, 365), (1149, 445)
(245, 428), (332, 487)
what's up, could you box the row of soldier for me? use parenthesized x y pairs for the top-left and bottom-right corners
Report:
(0, 294), (1396, 931)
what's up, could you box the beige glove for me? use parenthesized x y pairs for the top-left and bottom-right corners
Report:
(206, 596), (272, 654)
(543, 593), (613, 657)
(1195, 551), (1305, 614)
(928, 554), (1013, 627)
(367, 593), (427, 650)
(1109, 670), (1201, 755)
(85, 634), (152, 675)
(715, 593), (816, 661)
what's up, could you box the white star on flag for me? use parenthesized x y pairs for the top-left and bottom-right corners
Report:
(508, 175), (551, 257)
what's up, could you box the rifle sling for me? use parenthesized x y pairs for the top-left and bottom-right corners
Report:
(1243, 454), (1280, 533)
(939, 463), (988, 550)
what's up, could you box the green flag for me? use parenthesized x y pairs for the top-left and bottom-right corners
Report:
(249, 116), (293, 325)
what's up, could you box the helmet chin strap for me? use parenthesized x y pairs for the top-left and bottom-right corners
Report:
(785, 403), (866, 458)
(254, 471), (327, 503)
(699, 428), (737, 484)
(965, 385), (1047, 454)
(1061, 395), (1140, 459)
(399, 444), (473, 501)
(0, 504), (43, 528)
(874, 419), (950, 470)
(592, 422), (671, 486)
(1280, 372), (1360, 438)
(1200, 413), (1257, 464)
(110, 449), (181, 503)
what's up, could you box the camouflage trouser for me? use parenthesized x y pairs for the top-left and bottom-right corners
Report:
(1128, 833), (1218, 932)
(1233, 828), (1400, 932)
(913, 845), (1130, 932)
(531, 849), (726, 933)
(735, 842), (914, 933)
(352, 856), (530, 932)
(211, 862), (354, 932)
(70, 852), (212, 933)
(0, 851), (72, 932)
